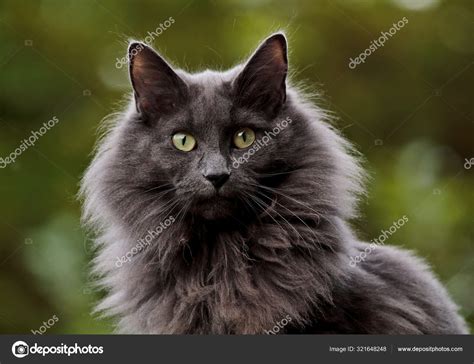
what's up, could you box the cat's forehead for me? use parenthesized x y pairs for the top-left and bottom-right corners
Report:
(179, 69), (236, 124)
(179, 68), (237, 86)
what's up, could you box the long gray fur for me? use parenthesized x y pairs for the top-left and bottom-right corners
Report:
(80, 33), (468, 334)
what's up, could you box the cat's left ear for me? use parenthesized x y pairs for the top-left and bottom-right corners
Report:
(233, 33), (288, 118)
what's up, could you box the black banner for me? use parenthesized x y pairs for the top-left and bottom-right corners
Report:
(1, 335), (472, 363)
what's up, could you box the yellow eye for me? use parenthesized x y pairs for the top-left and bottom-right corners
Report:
(172, 132), (196, 152)
(233, 128), (256, 149)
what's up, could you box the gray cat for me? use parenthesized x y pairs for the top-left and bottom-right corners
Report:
(80, 33), (468, 334)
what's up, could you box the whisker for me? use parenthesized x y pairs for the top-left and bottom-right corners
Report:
(242, 191), (306, 247)
(247, 182), (326, 218)
(254, 190), (320, 256)
(251, 169), (305, 178)
(249, 183), (342, 247)
(141, 183), (174, 194)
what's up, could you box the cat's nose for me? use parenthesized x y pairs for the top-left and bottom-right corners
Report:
(203, 172), (230, 189)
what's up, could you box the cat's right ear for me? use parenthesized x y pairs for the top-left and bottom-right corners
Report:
(233, 33), (288, 118)
(128, 42), (188, 121)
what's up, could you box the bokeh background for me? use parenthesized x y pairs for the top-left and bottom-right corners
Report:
(0, 0), (472, 334)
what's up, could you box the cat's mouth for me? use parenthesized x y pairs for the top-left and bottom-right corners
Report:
(190, 193), (238, 220)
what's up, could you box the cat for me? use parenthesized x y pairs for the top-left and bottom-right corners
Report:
(80, 33), (468, 334)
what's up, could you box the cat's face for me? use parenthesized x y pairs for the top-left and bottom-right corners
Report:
(117, 34), (298, 221)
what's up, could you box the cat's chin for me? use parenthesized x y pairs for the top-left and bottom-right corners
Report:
(191, 196), (236, 220)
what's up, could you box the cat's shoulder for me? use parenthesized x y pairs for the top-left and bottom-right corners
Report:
(352, 240), (432, 277)
(349, 241), (468, 333)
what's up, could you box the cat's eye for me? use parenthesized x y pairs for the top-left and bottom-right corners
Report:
(233, 128), (256, 149)
(172, 132), (196, 152)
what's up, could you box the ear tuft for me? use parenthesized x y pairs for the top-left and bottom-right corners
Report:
(262, 33), (288, 66)
(128, 42), (147, 69)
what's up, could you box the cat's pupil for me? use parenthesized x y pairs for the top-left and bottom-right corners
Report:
(182, 136), (186, 145)
(242, 132), (247, 142)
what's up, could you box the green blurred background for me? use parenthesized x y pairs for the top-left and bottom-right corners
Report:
(0, 0), (472, 334)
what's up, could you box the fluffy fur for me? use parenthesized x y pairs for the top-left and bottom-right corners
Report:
(80, 33), (468, 334)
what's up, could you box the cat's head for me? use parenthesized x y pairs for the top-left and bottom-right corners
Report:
(111, 33), (309, 221)
(83, 33), (363, 235)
